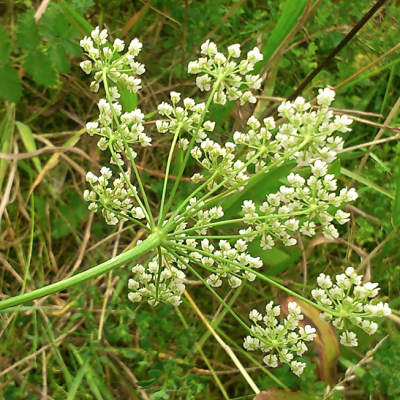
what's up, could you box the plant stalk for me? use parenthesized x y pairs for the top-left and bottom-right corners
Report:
(0, 234), (161, 311)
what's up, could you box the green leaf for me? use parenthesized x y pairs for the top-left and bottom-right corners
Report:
(16, 121), (42, 172)
(328, 158), (341, 179)
(0, 26), (12, 66)
(0, 65), (22, 103)
(48, 41), (71, 73)
(149, 391), (169, 400)
(40, 4), (82, 59)
(393, 171), (400, 226)
(62, 37), (82, 58)
(40, 5), (70, 40)
(249, 243), (301, 274)
(116, 82), (137, 112)
(60, 1), (94, 37)
(24, 49), (58, 87)
(221, 161), (296, 219)
(341, 167), (394, 199)
(255, 0), (308, 72)
(51, 193), (87, 239)
(17, 10), (41, 52)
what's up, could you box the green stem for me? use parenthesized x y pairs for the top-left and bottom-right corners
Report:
(168, 247), (253, 334)
(170, 241), (341, 317)
(188, 138), (309, 216)
(162, 77), (225, 221)
(169, 203), (324, 237)
(158, 123), (183, 226)
(0, 234), (161, 311)
(168, 138), (310, 233)
(102, 70), (155, 229)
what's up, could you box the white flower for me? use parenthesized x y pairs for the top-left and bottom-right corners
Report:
(113, 38), (125, 52)
(203, 121), (215, 131)
(102, 46), (112, 58)
(227, 44), (241, 58)
(80, 36), (93, 51)
(201, 39), (218, 55)
(340, 331), (358, 347)
(80, 60), (92, 74)
(91, 26), (108, 45)
(189, 42), (263, 106)
(317, 273), (332, 288)
(249, 309), (262, 322)
(361, 320), (378, 335)
(247, 47), (263, 64)
(317, 87), (335, 106)
(128, 38), (143, 56)
(170, 91), (181, 103)
(290, 361), (306, 376)
(196, 75), (212, 92)
(263, 354), (278, 368)
(311, 160), (328, 177)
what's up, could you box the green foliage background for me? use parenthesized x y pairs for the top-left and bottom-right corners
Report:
(0, 0), (399, 399)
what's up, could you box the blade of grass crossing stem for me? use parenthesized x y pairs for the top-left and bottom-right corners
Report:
(378, 64), (397, 126)
(196, 287), (243, 350)
(66, 356), (91, 400)
(0, 104), (15, 188)
(70, 345), (117, 400)
(254, 0), (308, 74)
(175, 306), (230, 400)
(336, 56), (400, 93)
(341, 167), (394, 199)
(393, 170), (400, 226)
(215, 324), (290, 390)
(29, 128), (85, 197)
(42, 322), (74, 390)
(60, 1), (93, 36)
(16, 121), (42, 173)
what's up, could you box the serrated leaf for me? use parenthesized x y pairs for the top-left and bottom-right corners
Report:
(40, 4), (82, 60)
(17, 10), (41, 52)
(48, 42), (71, 73)
(62, 38), (82, 58)
(40, 5), (70, 40)
(0, 65), (22, 103)
(24, 49), (58, 87)
(0, 26), (12, 66)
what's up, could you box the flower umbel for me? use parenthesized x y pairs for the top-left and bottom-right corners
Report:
(188, 40), (263, 105)
(243, 301), (316, 376)
(80, 27), (144, 94)
(312, 267), (391, 347)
